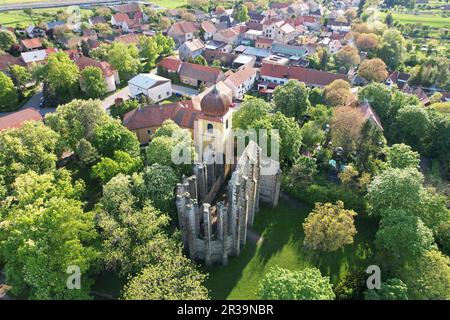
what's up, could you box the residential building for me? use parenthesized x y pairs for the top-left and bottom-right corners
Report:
(0, 54), (26, 74)
(21, 48), (57, 65)
(262, 19), (297, 44)
(255, 37), (274, 50)
(179, 39), (205, 61)
(179, 62), (226, 87)
(259, 62), (348, 88)
(158, 56), (182, 74)
(200, 21), (217, 41)
(168, 21), (199, 46)
(75, 56), (120, 93)
(386, 71), (410, 89)
(0, 108), (42, 131)
(20, 38), (43, 51)
(128, 73), (172, 102)
(224, 66), (258, 99)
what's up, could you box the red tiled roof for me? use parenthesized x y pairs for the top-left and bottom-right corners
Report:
(116, 3), (141, 14)
(260, 63), (348, 87)
(21, 38), (42, 50)
(255, 37), (274, 45)
(0, 53), (25, 72)
(359, 101), (383, 130)
(0, 108), (42, 131)
(169, 21), (198, 35)
(114, 33), (140, 45)
(75, 56), (115, 77)
(179, 62), (225, 84)
(123, 101), (198, 130)
(225, 66), (257, 87)
(158, 56), (182, 72)
(201, 20), (217, 33)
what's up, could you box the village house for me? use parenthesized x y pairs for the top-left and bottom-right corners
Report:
(386, 71), (410, 90)
(262, 19), (298, 44)
(202, 50), (238, 69)
(20, 48), (57, 66)
(111, 13), (142, 32)
(0, 54), (26, 75)
(200, 21), (217, 41)
(88, 16), (107, 26)
(224, 66), (258, 100)
(179, 39), (205, 61)
(20, 38), (43, 52)
(168, 21), (199, 46)
(358, 101), (383, 131)
(158, 56), (182, 74)
(179, 62), (226, 87)
(291, 15), (320, 30)
(114, 34), (140, 46)
(128, 73), (172, 102)
(255, 37), (274, 50)
(259, 62), (348, 88)
(213, 27), (242, 46)
(0, 108), (42, 131)
(74, 56), (120, 93)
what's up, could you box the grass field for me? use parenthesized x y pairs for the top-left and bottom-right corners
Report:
(204, 198), (378, 300)
(147, 0), (188, 9)
(381, 12), (450, 28)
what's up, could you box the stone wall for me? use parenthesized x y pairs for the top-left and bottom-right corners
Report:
(176, 141), (281, 265)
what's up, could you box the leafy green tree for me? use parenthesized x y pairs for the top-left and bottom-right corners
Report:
(122, 248), (209, 300)
(0, 30), (17, 51)
(42, 52), (79, 96)
(364, 278), (408, 300)
(303, 201), (357, 252)
(335, 45), (361, 72)
(393, 105), (430, 151)
(80, 66), (107, 98)
(135, 164), (178, 214)
(110, 99), (139, 120)
(232, 97), (272, 129)
(108, 42), (141, 81)
(139, 35), (160, 71)
(154, 33), (175, 57)
(236, 5), (250, 22)
(97, 175), (171, 275)
(378, 29), (405, 69)
(193, 55), (208, 66)
(0, 72), (18, 112)
(92, 150), (143, 184)
(301, 121), (325, 149)
(385, 12), (394, 28)
(401, 249), (450, 300)
(92, 119), (141, 158)
(358, 58), (388, 83)
(258, 266), (335, 300)
(375, 209), (435, 263)
(9, 65), (32, 98)
(0, 121), (59, 185)
(436, 221), (450, 256)
(324, 79), (353, 107)
(289, 155), (318, 184)
(273, 80), (310, 120)
(269, 112), (302, 164)
(385, 143), (420, 169)
(75, 138), (99, 166)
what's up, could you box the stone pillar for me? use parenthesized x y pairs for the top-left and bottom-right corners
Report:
(186, 201), (198, 260)
(247, 164), (257, 227)
(229, 176), (241, 256)
(217, 203), (229, 265)
(273, 168), (282, 207)
(176, 190), (188, 247)
(187, 176), (198, 200)
(203, 203), (212, 266)
(239, 177), (249, 247)
(194, 164), (207, 202)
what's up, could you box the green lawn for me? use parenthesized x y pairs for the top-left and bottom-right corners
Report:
(381, 12), (450, 28)
(204, 198), (378, 300)
(146, 0), (188, 9)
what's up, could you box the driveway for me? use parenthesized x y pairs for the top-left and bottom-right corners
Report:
(102, 86), (130, 110)
(172, 84), (199, 97)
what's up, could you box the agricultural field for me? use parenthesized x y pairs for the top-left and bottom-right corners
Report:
(147, 0), (188, 9)
(380, 11), (450, 28)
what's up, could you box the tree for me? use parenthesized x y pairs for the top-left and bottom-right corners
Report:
(92, 150), (143, 184)
(358, 58), (388, 82)
(375, 209), (435, 263)
(42, 52), (79, 97)
(355, 33), (379, 53)
(258, 266), (335, 300)
(303, 201), (357, 252)
(90, 43), (110, 61)
(0, 121), (59, 185)
(273, 80), (310, 120)
(385, 12), (394, 28)
(335, 45), (361, 72)
(301, 121), (325, 149)
(108, 42), (141, 81)
(378, 29), (405, 69)
(289, 155), (318, 184)
(364, 279), (408, 300)
(75, 138), (99, 166)
(92, 119), (141, 158)
(154, 33), (175, 57)
(437, 221), (450, 256)
(0, 72), (18, 112)
(9, 65), (32, 98)
(385, 143), (420, 169)
(269, 112), (303, 164)
(80, 66), (107, 98)
(330, 106), (365, 155)
(232, 97), (272, 129)
(122, 249), (209, 300)
(139, 35), (160, 71)
(110, 98), (139, 120)
(0, 30), (17, 51)
(237, 5), (250, 22)
(135, 164), (178, 214)
(393, 105), (430, 152)
(323, 79), (353, 107)
(402, 249), (450, 300)
(193, 55), (208, 66)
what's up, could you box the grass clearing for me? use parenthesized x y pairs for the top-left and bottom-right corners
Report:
(381, 12), (450, 28)
(204, 198), (377, 300)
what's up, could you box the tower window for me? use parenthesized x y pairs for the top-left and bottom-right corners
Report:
(226, 119), (229, 129)
(207, 123), (213, 133)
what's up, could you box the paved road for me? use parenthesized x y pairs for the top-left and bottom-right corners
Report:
(0, 89), (55, 118)
(0, 0), (130, 12)
(102, 86), (130, 110)
(172, 84), (199, 97)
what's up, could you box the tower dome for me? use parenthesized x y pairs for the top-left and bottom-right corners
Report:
(200, 86), (231, 117)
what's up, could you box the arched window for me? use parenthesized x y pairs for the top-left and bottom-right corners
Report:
(207, 123), (213, 133)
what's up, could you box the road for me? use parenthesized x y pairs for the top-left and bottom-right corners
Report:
(0, 0), (132, 12)
(102, 86), (130, 110)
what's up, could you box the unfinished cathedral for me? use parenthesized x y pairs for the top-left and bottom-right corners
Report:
(176, 141), (282, 266)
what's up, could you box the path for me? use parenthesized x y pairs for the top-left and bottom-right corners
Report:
(101, 86), (130, 110)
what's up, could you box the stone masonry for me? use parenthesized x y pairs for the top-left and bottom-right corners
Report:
(176, 141), (282, 265)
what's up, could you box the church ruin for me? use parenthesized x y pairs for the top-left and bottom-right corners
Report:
(176, 141), (282, 266)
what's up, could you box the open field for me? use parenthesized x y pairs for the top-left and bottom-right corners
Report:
(204, 198), (377, 300)
(381, 12), (450, 28)
(146, 0), (188, 9)
(0, 7), (93, 27)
